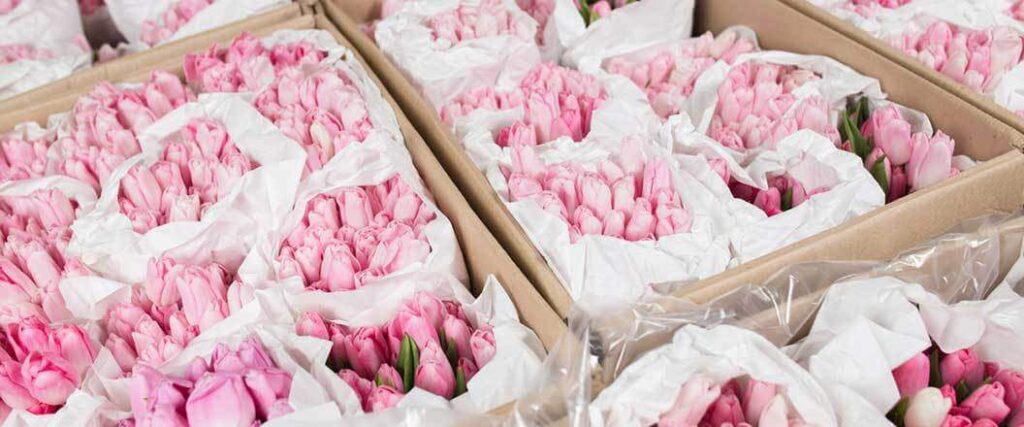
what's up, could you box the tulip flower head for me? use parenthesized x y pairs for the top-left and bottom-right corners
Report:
(277, 176), (437, 292)
(606, 29), (756, 119)
(0, 44), (53, 65)
(295, 292), (494, 412)
(0, 127), (52, 182)
(0, 0), (21, 15)
(0, 316), (95, 414)
(428, 0), (535, 45)
(140, 0), (216, 47)
(657, 375), (804, 427)
(123, 337), (293, 426)
(184, 32), (326, 94)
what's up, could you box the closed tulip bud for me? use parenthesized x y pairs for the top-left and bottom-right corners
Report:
(145, 257), (180, 307)
(21, 352), (79, 406)
(53, 324), (96, 375)
(757, 395), (789, 427)
(122, 166), (163, 212)
(415, 340), (455, 399)
(295, 312), (331, 340)
(185, 357), (209, 383)
(960, 383), (1011, 424)
(344, 327), (389, 379)
(741, 379), (777, 423)
(0, 360), (43, 411)
(994, 369), (1024, 412)
(337, 188), (374, 229)
(106, 335), (139, 372)
(339, 369), (373, 408)
(6, 316), (53, 360)
(624, 198), (655, 241)
(186, 373), (256, 427)
(442, 315), (472, 360)
(754, 188), (782, 217)
(243, 367), (292, 419)
(907, 131), (955, 191)
(706, 391), (746, 426)
(602, 209), (626, 238)
(893, 353), (931, 398)
(578, 174), (612, 217)
(573, 206), (603, 238)
(367, 385), (404, 412)
(508, 174), (543, 201)
(941, 349), (984, 389)
(470, 328), (495, 368)
(906, 387), (953, 427)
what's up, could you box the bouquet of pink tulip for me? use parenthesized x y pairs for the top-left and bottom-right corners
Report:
(887, 347), (1024, 427)
(139, 0), (215, 47)
(121, 337), (294, 426)
(277, 176), (437, 292)
(0, 187), (92, 323)
(118, 118), (258, 233)
(294, 291), (496, 412)
(0, 123), (52, 182)
(0, 0), (91, 100)
(427, 0), (536, 46)
(102, 257), (235, 372)
(658, 375), (808, 427)
(0, 316), (95, 416)
(183, 32), (326, 94)
(55, 71), (194, 189)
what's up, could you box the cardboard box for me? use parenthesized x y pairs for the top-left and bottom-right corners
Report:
(322, 0), (1024, 318)
(0, 10), (566, 356)
(776, 0), (1024, 146)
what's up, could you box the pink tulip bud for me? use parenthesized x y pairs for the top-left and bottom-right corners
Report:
(907, 131), (955, 191)
(591, 0), (612, 17)
(388, 312), (439, 357)
(440, 314), (472, 361)
(0, 360), (45, 412)
(470, 328), (496, 368)
(337, 188), (374, 229)
(129, 365), (188, 427)
(602, 210), (626, 238)
(185, 357), (209, 383)
(705, 391), (746, 426)
(21, 352), (79, 406)
(754, 188), (783, 217)
(243, 367), (292, 419)
(295, 312), (330, 340)
(941, 349), (985, 389)
(106, 335), (140, 372)
(757, 395), (789, 427)
(866, 105), (913, 166)
(579, 174), (612, 217)
(415, 340), (455, 399)
(344, 327), (389, 379)
(186, 373), (257, 427)
(624, 198), (656, 241)
(339, 369), (373, 409)
(53, 324), (96, 375)
(960, 383), (1011, 424)
(741, 379), (777, 423)
(6, 317), (53, 360)
(367, 385), (404, 412)
(376, 364), (404, 391)
(890, 166), (909, 202)
(508, 174), (543, 201)
(658, 376), (722, 426)
(146, 257), (181, 307)
(994, 369), (1024, 412)
(894, 353), (931, 398)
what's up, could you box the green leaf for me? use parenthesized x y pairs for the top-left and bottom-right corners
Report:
(454, 367), (467, 397)
(398, 334), (419, 393)
(579, 2), (592, 25)
(781, 187), (793, 211)
(843, 114), (872, 160)
(446, 338), (459, 367)
(375, 372), (384, 387)
(929, 348), (943, 388)
(886, 397), (910, 427)
(955, 380), (971, 403)
(857, 96), (871, 124)
(870, 155), (890, 199)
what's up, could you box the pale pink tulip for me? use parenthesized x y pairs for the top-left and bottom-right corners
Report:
(658, 376), (722, 427)
(415, 340), (455, 399)
(894, 353), (931, 398)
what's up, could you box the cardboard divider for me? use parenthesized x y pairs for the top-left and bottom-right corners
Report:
(322, 0), (1024, 320)
(776, 0), (1024, 150)
(0, 4), (305, 115)
(0, 11), (566, 354)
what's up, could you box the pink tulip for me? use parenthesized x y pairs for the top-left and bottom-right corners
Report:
(186, 372), (257, 427)
(470, 328), (496, 368)
(339, 369), (373, 408)
(741, 379), (777, 423)
(367, 385), (403, 412)
(129, 365), (189, 427)
(942, 349), (985, 389)
(658, 376), (722, 427)
(295, 312), (331, 340)
(146, 257), (181, 307)
(705, 391), (746, 425)
(106, 335), (139, 372)
(894, 353), (931, 398)
(344, 327), (389, 379)
(994, 369), (1024, 412)
(754, 188), (783, 217)
(52, 324), (96, 375)
(942, 415), (973, 427)
(890, 166), (909, 202)
(375, 364), (404, 391)
(960, 383), (1011, 424)
(442, 314), (473, 360)
(243, 368), (292, 419)
(415, 340), (455, 399)
(0, 361), (47, 412)
(20, 352), (79, 406)
(907, 131), (956, 191)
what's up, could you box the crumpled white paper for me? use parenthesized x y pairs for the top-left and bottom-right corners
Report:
(481, 136), (751, 302)
(254, 271), (546, 421)
(560, 0), (696, 71)
(0, 0), (91, 100)
(67, 93), (307, 284)
(81, 296), (344, 426)
(789, 252), (1024, 427)
(374, 0), (543, 110)
(105, 0), (290, 51)
(589, 324), (838, 427)
(235, 134), (467, 306)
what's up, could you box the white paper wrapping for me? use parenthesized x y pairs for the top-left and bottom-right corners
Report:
(374, 0), (543, 110)
(589, 324), (838, 427)
(105, 0), (290, 51)
(481, 137), (751, 302)
(560, 0), (696, 71)
(235, 134), (467, 306)
(0, 0), (91, 100)
(257, 271), (546, 421)
(67, 94), (307, 284)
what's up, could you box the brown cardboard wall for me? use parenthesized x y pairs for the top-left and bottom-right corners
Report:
(0, 12), (566, 352)
(322, 0), (1024, 319)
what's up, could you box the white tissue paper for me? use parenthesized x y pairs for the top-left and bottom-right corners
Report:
(105, 0), (290, 51)
(67, 94), (306, 284)
(560, 0), (696, 70)
(234, 134), (467, 308)
(482, 136), (752, 302)
(589, 324), (838, 427)
(374, 0), (543, 110)
(0, 0), (91, 100)
(272, 271), (547, 420)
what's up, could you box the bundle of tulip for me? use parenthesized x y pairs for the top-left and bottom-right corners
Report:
(888, 348), (1024, 427)
(122, 337), (294, 426)
(294, 292), (496, 412)
(252, 68), (375, 173)
(0, 189), (90, 322)
(103, 257), (233, 372)
(277, 176), (436, 292)
(574, 0), (635, 25)
(0, 127), (50, 182)
(658, 375), (807, 427)
(0, 316), (96, 416)
(428, 0), (535, 45)
(117, 118), (258, 233)
(183, 33), (327, 94)
(887, 21), (1024, 94)
(139, 0), (214, 47)
(730, 174), (829, 217)
(442, 62), (607, 146)
(604, 30), (756, 119)
(56, 71), (194, 189)
(837, 99), (961, 202)
(710, 62), (837, 151)
(502, 143), (691, 242)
